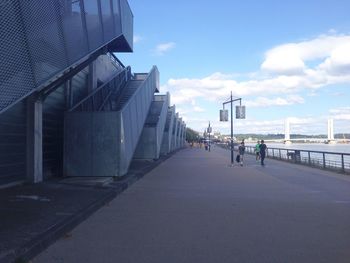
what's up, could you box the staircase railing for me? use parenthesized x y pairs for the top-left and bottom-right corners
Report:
(107, 52), (126, 69)
(69, 66), (131, 112)
(119, 66), (159, 174)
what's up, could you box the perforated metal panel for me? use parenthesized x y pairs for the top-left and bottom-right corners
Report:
(83, 0), (103, 51)
(120, 0), (133, 50)
(20, 0), (69, 85)
(59, 0), (89, 63)
(112, 0), (122, 36)
(0, 1), (36, 111)
(100, 0), (114, 41)
(0, 0), (133, 113)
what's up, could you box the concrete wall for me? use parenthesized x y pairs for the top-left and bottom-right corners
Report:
(171, 113), (179, 151)
(133, 128), (157, 160)
(160, 106), (175, 155)
(133, 98), (168, 160)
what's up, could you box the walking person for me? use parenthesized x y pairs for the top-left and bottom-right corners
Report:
(255, 140), (260, 162)
(238, 141), (245, 166)
(259, 140), (267, 166)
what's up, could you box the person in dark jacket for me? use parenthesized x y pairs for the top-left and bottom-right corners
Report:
(238, 141), (246, 166)
(259, 140), (267, 166)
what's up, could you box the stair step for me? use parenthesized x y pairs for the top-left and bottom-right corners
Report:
(114, 79), (144, 110)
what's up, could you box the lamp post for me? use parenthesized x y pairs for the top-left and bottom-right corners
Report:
(207, 121), (212, 152)
(220, 91), (245, 165)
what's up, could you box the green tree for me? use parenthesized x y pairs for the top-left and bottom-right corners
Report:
(186, 127), (200, 142)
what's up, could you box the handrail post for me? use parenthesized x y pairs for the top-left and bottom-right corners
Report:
(279, 149), (281, 159)
(323, 153), (326, 169)
(341, 154), (345, 173)
(308, 151), (311, 165)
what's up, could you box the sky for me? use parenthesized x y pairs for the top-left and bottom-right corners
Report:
(117, 0), (350, 135)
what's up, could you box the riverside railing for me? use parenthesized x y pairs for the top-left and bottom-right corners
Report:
(244, 145), (350, 174)
(216, 143), (350, 174)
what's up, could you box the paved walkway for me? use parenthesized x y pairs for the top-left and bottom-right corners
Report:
(34, 145), (350, 263)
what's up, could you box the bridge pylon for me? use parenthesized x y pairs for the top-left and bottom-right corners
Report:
(284, 118), (292, 144)
(327, 118), (336, 144)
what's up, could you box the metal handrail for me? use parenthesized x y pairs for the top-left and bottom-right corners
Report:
(107, 52), (125, 69)
(243, 145), (350, 173)
(121, 66), (158, 111)
(69, 66), (130, 112)
(118, 66), (159, 175)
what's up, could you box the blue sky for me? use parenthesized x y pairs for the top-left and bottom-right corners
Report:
(117, 0), (350, 135)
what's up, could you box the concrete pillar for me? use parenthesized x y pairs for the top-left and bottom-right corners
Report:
(26, 95), (43, 183)
(88, 61), (97, 93)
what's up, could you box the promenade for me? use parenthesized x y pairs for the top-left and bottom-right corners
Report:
(34, 145), (350, 263)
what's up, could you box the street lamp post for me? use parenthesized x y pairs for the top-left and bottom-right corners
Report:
(207, 121), (211, 152)
(220, 91), (245, 165)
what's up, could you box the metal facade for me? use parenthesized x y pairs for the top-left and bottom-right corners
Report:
(0, 0), (133, 113)
(119, 67), (159, 174)
(133, 94), (169, 159)
(160, 105), (175, 155)
(0, 101), (26, 185)
(64, 66), (160, 177)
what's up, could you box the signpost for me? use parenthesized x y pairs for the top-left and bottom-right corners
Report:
(220, 92), (245, 165)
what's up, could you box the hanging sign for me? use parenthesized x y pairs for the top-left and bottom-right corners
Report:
(220, 109), (228, 121)
(236, 106), (246, 119)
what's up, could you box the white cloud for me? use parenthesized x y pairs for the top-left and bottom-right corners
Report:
(318, 43), (350, 75)
(330, 107), (350, 120)
(162, 72), (308, 105)
(133, 35), (142, 44)
(152, 42), (176, 56)
(162, 33), (350, 111)
(245, 95), (305, 108)
(161, 33), (350, 134)
(261, 34), (350, 75)
(193, 106), (205, 112)
(261, 44), (306, 75)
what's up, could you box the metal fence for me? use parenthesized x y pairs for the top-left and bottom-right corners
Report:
(241, 145), (350, 174)
(0, 0), (133, 113)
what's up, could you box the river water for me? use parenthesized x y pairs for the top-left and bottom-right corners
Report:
(250, 143), (350, 154)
